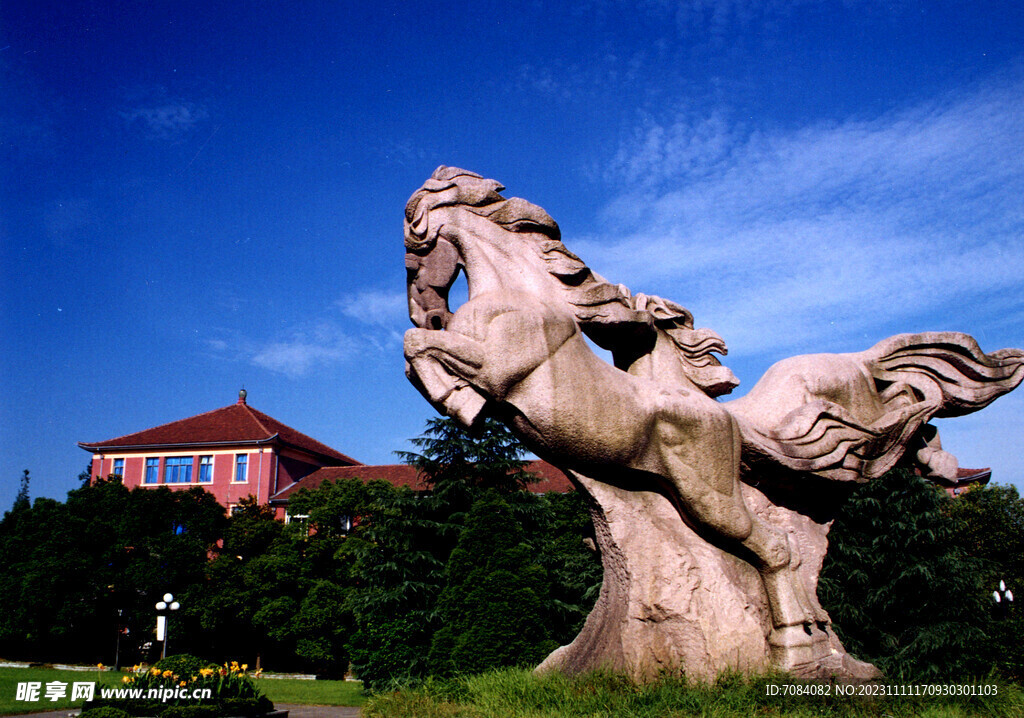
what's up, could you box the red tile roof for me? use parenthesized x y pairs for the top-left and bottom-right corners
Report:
(270, 459), (574, 501)
(922, 466), (992, 488)
(526, 460), (576, 493)
(956, 467), (991, 481)
(79, 402), (360, 465)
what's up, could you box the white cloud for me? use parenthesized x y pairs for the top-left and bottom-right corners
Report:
(574, 72), (1024, 356)
(336, 289), (408, 327)
(121, 98), (208, 139)
(209, 290), (408, 378)
(249, 323), (356, 378)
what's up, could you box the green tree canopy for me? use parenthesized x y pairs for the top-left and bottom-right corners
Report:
(819, 469), (990, 680)
(428, 491), (556, 676)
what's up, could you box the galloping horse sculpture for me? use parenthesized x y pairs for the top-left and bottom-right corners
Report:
(403, 167), (1024, 681)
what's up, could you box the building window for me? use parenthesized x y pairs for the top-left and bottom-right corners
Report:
(112, 459), (124, 477)
(285, 512), (309, 526)
(145, 458), (160, 484)
(234, 454), (248, 483)
(198, 455), (213, 483)
(165, 456), (193, 484)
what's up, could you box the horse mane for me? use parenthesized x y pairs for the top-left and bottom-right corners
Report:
(405, 166), (560, 252)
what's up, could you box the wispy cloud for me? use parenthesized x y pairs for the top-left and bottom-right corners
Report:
(249, 323), (357, 378)
(119, 87), (208, 140)
(208, 290), (409, 378)
(336, 289), (408, 327)
(574, 71), (1024, 356)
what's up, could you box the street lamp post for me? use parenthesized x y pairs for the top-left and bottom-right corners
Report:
(114, 608), (124, 670)
(155, 593), (181, 660)
(992, 579), (1014, 620)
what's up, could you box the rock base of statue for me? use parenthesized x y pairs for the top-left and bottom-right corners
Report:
(536, 472), (882, 683)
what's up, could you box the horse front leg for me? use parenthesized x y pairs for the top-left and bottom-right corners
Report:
(405, 328), (490, 427)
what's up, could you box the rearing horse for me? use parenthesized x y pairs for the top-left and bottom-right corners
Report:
(403, 167), (819, 641)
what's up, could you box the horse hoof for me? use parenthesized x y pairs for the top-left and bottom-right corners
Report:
(445, 385), (487, 427)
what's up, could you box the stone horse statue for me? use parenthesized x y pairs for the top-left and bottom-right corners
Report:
(403, 166), (1024, 682)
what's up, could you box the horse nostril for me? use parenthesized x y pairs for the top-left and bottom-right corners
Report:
(430, 315), (444, 330)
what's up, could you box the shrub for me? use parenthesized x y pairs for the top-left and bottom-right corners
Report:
(81, 708), (131, 718)
(159, 707), (221, 718)
(153, 653), (218, 679)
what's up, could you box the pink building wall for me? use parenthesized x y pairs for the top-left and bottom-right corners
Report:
(91, 446), (296, 510)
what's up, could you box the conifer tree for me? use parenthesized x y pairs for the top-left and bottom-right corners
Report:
(819, 468), (989, 680)
(428, 491), (555, 676)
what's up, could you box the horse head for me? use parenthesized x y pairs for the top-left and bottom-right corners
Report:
(404, 167), (653, 343)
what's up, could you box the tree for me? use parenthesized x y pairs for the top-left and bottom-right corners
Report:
(428, 491), (555, 675)
(346, 481), (448, 689)
(397, 415), (537, 494)
(11, 469), (30, 512)
(349, 417), (601, 689)
(945, 483), (1024, 680)
(819, 469), (990, 680)
(0, 477), (226, 663)
(534, 490), (602, 646)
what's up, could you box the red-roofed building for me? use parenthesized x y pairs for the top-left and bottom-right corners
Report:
(268, 459), (575, 514)
(80, 391), (574, 519)
(930, 467), (993, 497)
(79, 390), (362, 517)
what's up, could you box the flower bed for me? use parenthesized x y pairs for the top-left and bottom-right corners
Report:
(82, 655), (276, 718)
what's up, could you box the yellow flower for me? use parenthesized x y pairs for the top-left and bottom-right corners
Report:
(97, 663), (105, 670)
(151, 667), (161, 676)
(122, 676), (131, 684)
(179, 681), (187, 688)
(162, 670), (173, 678)
(241, 664), (248, 671)
(199, 668), (214, 677)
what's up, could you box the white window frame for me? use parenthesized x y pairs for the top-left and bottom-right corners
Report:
(233, 453), (248, 483)
(198, 455), (214, 483)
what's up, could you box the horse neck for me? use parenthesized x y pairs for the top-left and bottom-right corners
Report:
(626, 330), (693, 385)
(453, 215), (557, 299)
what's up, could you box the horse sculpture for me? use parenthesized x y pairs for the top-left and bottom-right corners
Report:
(403, 166), (1024, 681)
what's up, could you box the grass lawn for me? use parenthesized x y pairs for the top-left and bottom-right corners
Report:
(0, 667), (364, 715)
(254, 676), (365, 707)
(0, 666), (121, 716)
(362, 669), (1024, 718)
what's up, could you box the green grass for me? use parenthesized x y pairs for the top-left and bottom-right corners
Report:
(0, 667), (364, 715)
(0, 666), (122, 716)
(362, 668), (1024, 718)
(253, 676), (365, 706)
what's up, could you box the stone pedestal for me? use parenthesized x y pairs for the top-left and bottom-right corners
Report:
(537, 473), (879, 683)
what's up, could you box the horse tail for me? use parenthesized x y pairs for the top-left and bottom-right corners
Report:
(860, 331), (1024, 417)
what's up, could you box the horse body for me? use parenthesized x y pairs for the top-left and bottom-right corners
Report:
(404, 194), (817, 633)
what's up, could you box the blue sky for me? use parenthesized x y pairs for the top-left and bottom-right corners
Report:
(2, 1), (1023, 510)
